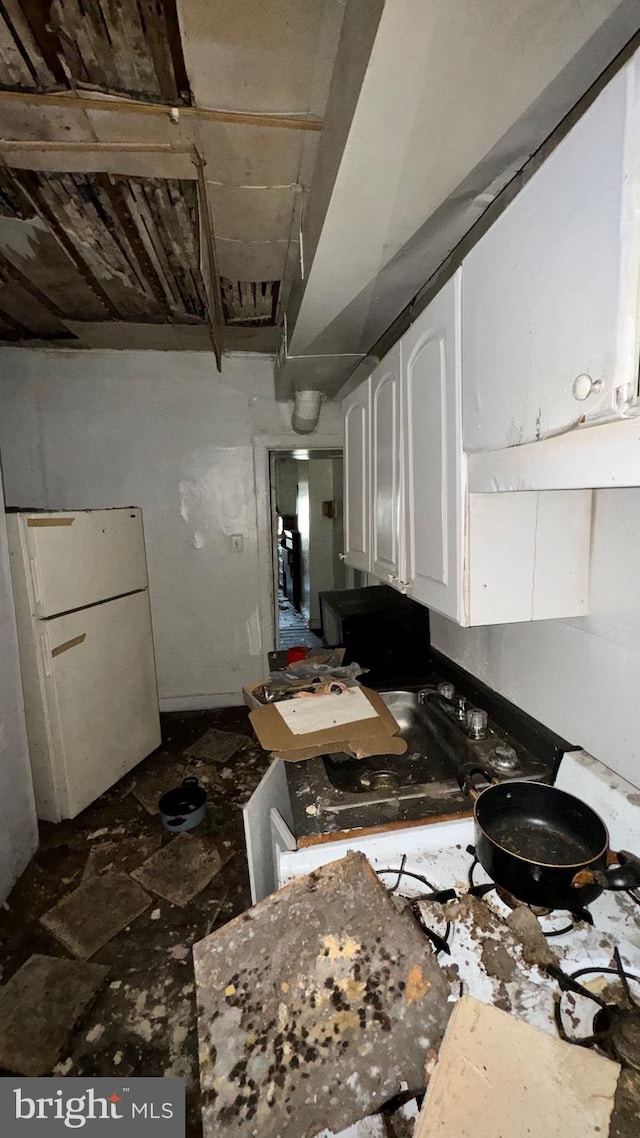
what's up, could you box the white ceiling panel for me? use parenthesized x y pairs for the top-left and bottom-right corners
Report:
(86, 108), (183, 146)
(194, 120), (309, 187)
(210, 184), (298, 242)
(0, 102), (93, 142)
(61, 321), (214, 350)
(215, 239), (290, 282)
(178, 0), (340, 114)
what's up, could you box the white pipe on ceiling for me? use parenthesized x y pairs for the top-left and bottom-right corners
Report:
(292, 390), (323, 434)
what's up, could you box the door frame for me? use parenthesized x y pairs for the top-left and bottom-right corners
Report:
(253, 433), (342, 677)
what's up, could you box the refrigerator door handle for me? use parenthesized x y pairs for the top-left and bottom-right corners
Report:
(40, 632), (52, 677)
(30, 557), (43, 606)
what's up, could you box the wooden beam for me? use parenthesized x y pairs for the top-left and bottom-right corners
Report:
(0, 140), (195, 156)
(0, 88), (323, 131)
(193, 152), (224, 369)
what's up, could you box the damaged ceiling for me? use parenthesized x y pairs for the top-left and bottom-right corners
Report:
(0, 0), (342, 354)
(0, 1), (639, 395)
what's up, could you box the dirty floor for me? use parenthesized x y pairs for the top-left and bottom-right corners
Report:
(278, 591), (323, 651)
(0, 707), (271, 1138)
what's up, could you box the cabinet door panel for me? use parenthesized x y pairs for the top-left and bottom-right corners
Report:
(402, 273), (463, 621)
(371, 345), (401, 583)
(343, 379), (371, 572)
(464, 59), (640, 453)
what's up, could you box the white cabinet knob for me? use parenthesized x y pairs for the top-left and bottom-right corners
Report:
(387, 573), (398, 584)
(338, 552), (346, 561)
(572, 373), (603, 401)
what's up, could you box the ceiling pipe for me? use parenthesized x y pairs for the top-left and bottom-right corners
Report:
(292, 390), (323, 434)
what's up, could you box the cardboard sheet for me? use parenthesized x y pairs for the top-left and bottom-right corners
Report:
(249, 686), (406, 763)
(274, 688), (378, 734)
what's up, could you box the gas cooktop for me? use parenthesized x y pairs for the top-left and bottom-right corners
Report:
(286, 661), (575, 842)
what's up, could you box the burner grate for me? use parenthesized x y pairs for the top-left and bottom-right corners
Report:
(550, 948), (640, 1070)
(375, 854), (456, 956)
(465, 844), (593, 933)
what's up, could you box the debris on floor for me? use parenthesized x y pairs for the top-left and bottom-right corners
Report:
(414, 994), (620, 1138)
(82, 832), (162, 881)
(184, 727), (249, 765)
(131, 833), (233, 907)
(193, 850), (451, 1138)
(40, 869), (152, 958)
(129, 755), (188, 814)
(319, 1117), (388, 1138)
(0, 705), (269, 1138)
(0, 954), (109, 1075)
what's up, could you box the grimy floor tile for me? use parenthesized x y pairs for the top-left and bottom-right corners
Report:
(131, 833), (231, 907)
(0, 954), (109, 1076)
(130, 755), (188, 814)
(184, 727), (248, 764)
(40, 870), (151, 958)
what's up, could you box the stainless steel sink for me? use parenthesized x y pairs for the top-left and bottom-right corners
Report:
(322, 690), (460, 794)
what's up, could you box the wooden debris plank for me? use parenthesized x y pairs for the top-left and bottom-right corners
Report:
(50, 0), (95, 86)
(26, 171), (140, 317)
(16, 0), (66, 85)
(0, 16), (38, 88)
(163, 181), (205, 317)
(45, 172), (163, 319)
(121, 180), (180, 310)
(138, 0), (179, 102)
(144, 179), (188, 310)
(107, 0), (158, 96)
(97, 174), (168, 308)
(0, 170), (34, 219)
(164, 0), (190, 102)
(50, 0), (179, 103)
(1, 0), (55, 87)
(154, 179), (206, 317)
(415, 995), (620, 1138)
(126, 179), (183, 310)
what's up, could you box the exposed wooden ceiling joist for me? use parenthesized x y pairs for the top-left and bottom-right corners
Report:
(0, 166), (212, 340)
(0, 87), (324, 130)
(0, 0), (191, 104)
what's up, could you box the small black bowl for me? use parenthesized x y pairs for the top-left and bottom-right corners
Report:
(158, 776), (207, 832)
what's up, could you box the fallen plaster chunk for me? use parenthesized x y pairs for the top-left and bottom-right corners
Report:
(193, 851), (451, 1138)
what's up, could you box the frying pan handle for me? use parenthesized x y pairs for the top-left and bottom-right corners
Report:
(457, 764), (497, 800)
(572, 850), (640, 892)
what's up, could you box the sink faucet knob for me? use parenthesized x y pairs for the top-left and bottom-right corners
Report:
(437, 682), (455, 701)
(454, 695), (468, 721)
(466, 707), (489, 739)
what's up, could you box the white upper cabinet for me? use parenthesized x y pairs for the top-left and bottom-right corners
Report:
(463, 53), (640, 454)
(371, 344), (402, 585)
(342, 270), (591, 627)
(402, 274), (464, 621)
(343, 377), (371, 573)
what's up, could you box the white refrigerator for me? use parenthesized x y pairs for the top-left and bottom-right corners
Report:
(7, 507), (161, 822)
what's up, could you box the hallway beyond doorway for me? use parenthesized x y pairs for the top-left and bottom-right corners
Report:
(277, 591), (322, 651)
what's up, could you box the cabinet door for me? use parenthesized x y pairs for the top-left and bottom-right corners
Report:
(343, 377), (371, 572)
(370, 344), (402, 585)
(463, 57), (640, 453)
(242, 760), (294, 904)
(402, 272), (464, 621)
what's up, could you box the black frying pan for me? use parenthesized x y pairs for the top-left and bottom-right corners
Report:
(459, 766), (640, 910)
